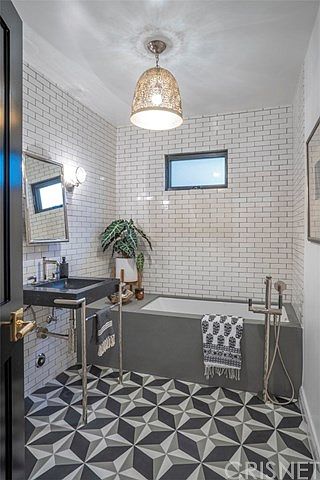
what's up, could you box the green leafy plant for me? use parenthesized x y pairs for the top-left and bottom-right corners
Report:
(101, 219), (152, 258)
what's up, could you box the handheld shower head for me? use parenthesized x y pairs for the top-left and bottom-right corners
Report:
(274, 281), (286, 294)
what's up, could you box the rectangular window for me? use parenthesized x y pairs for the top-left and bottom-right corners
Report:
(165, 151), (228, 190)
(31, 176), (63, 213)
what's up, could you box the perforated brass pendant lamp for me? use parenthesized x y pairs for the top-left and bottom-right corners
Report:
(130, 40), (183, 131)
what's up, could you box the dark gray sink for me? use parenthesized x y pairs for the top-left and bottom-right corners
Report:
(36, 278), (103, 290)
(23, 277), (119, 308)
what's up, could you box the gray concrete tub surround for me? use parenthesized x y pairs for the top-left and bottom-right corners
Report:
(82, 294), (302, 398)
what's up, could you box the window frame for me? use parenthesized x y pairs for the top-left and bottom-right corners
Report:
(165, 150), (228, 191)
(31, 175), (63, 214)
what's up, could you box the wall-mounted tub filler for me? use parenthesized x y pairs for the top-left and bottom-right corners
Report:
(249, 276), (295, 405)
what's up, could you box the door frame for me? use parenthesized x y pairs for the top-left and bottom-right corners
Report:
(0, 1), (23, 478)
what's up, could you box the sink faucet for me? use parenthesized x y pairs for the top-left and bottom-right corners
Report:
(42, 257), (60, 281)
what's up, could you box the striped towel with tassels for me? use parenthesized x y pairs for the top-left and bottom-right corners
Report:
(95, 307), (115, 357)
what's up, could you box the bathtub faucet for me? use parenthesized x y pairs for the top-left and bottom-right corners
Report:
(248, 275), (287, 404)
(248, 276), (286, 317)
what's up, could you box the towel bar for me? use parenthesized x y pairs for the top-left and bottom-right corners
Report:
(86, 301), (123, 384)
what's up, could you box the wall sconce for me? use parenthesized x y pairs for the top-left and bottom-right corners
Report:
(64, 166), (87, 192)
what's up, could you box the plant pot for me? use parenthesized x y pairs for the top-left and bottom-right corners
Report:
(115, 257), (138, 283)
(135, 287), (144, 300)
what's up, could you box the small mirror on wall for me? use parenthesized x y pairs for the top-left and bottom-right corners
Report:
(23, 152), (69, 244)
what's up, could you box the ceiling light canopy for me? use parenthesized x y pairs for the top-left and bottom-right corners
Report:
(130, 40), (183, 131)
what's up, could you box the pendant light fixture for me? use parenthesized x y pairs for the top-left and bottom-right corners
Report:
(130, 40), (183, 131)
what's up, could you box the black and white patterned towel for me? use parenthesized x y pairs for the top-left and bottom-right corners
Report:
(95, 307), (115, 357)
(201, 314), (243, 381)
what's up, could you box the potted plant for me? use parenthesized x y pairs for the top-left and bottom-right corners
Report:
(100, 219), (152, 283)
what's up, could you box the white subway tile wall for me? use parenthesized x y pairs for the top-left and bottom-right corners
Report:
(23, 64), (116, 395)
(117, 107), (294, 301)
(292, 70), (306, 322)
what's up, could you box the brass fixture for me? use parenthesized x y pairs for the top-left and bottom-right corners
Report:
(10, 307), (36, 342)
(130, 39), (183, 131)
(36, 326), (68, 341)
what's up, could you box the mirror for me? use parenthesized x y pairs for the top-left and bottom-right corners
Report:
(23, 152), (69, 244)
(307, 118), (320, 244)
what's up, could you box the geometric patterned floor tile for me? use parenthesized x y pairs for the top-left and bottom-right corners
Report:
(25, 365), (315, 480)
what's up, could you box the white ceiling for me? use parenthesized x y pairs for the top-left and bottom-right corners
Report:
(13, 0), (319, 126)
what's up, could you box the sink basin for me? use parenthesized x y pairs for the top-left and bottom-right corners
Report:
(36, 278), (104, 290)
(23, 277), (119, 308)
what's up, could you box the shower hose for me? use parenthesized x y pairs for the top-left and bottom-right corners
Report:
(264, 314), (296, 405)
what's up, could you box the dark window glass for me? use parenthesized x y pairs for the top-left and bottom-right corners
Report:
(31, 176), (63, 214)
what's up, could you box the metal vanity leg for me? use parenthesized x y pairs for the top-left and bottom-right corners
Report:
(54, 297), (88, 424)
(68, 309), (77, 354)
(118, 270), (124, 385)
(80, 299), (87, 424)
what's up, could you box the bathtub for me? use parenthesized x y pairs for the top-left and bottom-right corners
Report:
(84, 293), (301, 397)
(142, 296), (289, 322)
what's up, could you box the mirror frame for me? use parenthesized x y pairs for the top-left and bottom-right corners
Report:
(307, 117), (320, 244)
(23, 152), (69, 244)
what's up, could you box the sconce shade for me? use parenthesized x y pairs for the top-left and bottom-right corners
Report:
(75, 166), (87, 184)
(64, 165), (87, 191)
(130, 66), (183, 131)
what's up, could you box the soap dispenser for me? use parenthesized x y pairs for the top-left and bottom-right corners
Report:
(59, 257), (69, 279)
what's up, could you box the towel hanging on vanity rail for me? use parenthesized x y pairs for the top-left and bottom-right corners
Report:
(201, 314), (243, 381)
(95, 307), (115, 357)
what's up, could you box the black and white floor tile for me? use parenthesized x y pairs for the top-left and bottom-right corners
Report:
(26, 366), (315, 480)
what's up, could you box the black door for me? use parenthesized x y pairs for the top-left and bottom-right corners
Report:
(0, 1), (23, 479)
